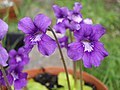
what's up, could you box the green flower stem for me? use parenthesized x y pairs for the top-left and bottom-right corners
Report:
(0, 84), (2, 90)
(23, 86), (28, 90)
(69, 31), (77, 90)
(48, 26), (71, 90)
(80, 60), (83, 90)
(0, 65), (12, 90)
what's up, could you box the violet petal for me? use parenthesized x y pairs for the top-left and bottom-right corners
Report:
(92, 24), (106, 41)
(0, 44), (8, 66)
(94, 41), (108, 58)
(34, 14), (51, 33)
(67, 42), (84, 61)
(82, 52), (92, 68)
(74, 24), (92, 41)
(9, 49), (17, 58)
(53, 5), (61, 18)
(38, 34), (57, 56)
(0, 19), (8, 40)
(14, 79), (27, 89)
(18, 17), (36, 34)
(73, 2), (82, 13)
(54, 23), (66, 34)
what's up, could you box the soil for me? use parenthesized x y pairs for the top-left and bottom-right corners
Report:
(34, 73), (96, 90)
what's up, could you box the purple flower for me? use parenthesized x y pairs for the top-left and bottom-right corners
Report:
(53, 5), (70, 34)
(0, 70), (13, 86)
(0, 19), (8, 66)
(18, 14), (57, 56)
(58, 36), (68, 48)
(53, 5), (69, 19)
(68, 11), (82, 24)
(0, 44), (8, 66)
(8, 64), (27, 90)
(67, 2), (82, 24)
(0, 19), (8, 40)
(9, 47), (30, 66)
(73, 2), (82, 13)
(67, 24), (108, 68)
(54, 20), (68, 34)
(53, 3), (83, 34)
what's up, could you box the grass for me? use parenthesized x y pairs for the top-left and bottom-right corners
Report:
(1, 0), (120, 89)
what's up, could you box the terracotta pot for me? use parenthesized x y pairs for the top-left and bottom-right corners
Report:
(0, 6), (16, 20)
(26, 67), (108, 90)
(0, 0), (22, 20)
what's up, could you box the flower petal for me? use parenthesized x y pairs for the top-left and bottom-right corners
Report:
(73, 2), (82, 13)
(69, 21), (81, 31)
(38, 34), (57, 56)
(94, 41), (108, 58)
(74, 24), (92, 41)
(23, 35), (34, 54)
(67, 42), (84, 61)
(8, 58), (16, 65)
(9, 49), (17, 58)
(61, 7), (69, 17)
(89, 41), (108, 67)
(0, 44), (8, 66)
(83, 18), (93, 24)
(0, 72), (13, 86)
(71, 14), (82, 23)
(8, 64), (24, 73)
(21, 55), (30, 65)
(58, 36), (68, 48)
(0, 19), (8, 40)
(82, 52), (92, 68)
(34, 14), (51, 33)
(53, 5), (69, 18)
(18, 17), (36, 34)
(7, 74), (13, 86)
(91, 24), (106, 40)
(54, 23), (66, 34)
(90, 51), (101, 67)
(22, 44), (33, 54)
(18, 72), (27, 79)
(53, 5), (61, 18)
(14, 79), (27, 89)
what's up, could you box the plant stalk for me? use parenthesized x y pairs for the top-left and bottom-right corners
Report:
(0, 84), (2, 90)
(69, 31), (77, 90)
(0, 65), (12, 90)
(48, 26), (71, 90)
(80, 60), (83, 90)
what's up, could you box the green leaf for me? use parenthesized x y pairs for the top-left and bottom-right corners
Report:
(58, 72), (92, 90)
(58, 72), (74, 89)
(27, 79), (48, 90)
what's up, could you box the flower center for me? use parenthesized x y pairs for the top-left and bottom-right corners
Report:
(82, 41), (93, 52)
(72, 15), (82, 23)
(74, 23), (81, 30)
(61, 42), (65, 46)
(12, 72), (19, 80)
(57, 18), (64, 23)
(16, 55), (22, 62)
(30, 34), (42, 44)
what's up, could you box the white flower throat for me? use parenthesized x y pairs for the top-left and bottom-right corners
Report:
(82, 41), (93, 52)
(16, 55), (22, 62)
(30, 33), (42, 44)
(72, 15), (82, 23)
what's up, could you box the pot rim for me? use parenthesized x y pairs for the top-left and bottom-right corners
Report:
(25, 67), (108, 90)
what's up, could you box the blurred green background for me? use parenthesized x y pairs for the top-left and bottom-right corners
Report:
(0, 0), (120, 90)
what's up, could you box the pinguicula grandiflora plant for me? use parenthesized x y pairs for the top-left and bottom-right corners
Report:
(0, 2), (108, 90)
